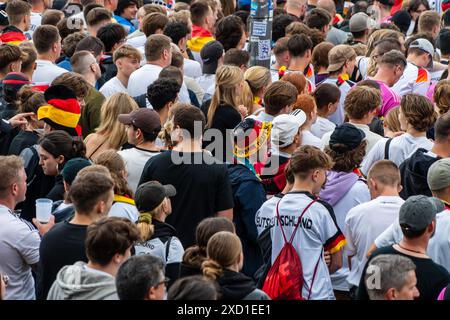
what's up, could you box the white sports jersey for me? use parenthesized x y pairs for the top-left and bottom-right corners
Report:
(24, 12), (41, 39)
(255, 194), (283, 236)
(392, 61), (431, 97)
(270, 192), (346, 300)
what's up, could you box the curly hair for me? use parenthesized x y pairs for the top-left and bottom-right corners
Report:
(344, 85), (382, 120)
(433, 80), (450, 116)
(401, 94), (437, 132)
(324, 140), (368, 172)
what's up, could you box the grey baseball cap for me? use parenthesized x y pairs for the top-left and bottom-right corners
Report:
(399, 195), (444, 232)
(409, 38), (434, 68)
(349, 13), (371, 32)
(427, 158), (450, 191)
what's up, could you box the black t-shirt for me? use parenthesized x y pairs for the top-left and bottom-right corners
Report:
(356, 245), (450, 300)
(8, 130), (40, 156)
(139, 150), (234, 248)
(36, 221), (88, 300)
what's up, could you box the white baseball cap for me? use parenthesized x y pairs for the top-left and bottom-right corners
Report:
(271, 109), (307, 148)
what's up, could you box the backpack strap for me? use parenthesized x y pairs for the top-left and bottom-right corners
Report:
(165, 236), (173, 263)
(384, 138), (393, 160)
(307, 251), (322, 300)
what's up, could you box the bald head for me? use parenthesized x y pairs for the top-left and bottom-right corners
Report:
(317, 0), (336, 16)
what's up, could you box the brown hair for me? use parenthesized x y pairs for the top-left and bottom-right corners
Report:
(57, 17), (85, 41)
(273, 36), (289, 56)
(18, 43), (35, 74)
(313, 83), (341, 111)
(384, 106), (402, 133)
(344, 86), (382, 120)
(174, 104), (206, 139)
(183, 217), (235, 269)
(68, 170), (114, 214)
(264, 81), (298, 116)
(32, 25), (60, 54)
(159, 103), (191, 149)
(289, 145), (334, 178)
(86, 7), (112, 27)
(0, 44), (22, 74)
(113, 44), (142, 63)
(62, 32), (88, 59)
(18, 86), (46, 115)
(418, 10), (440, 34)
(401, 94), (437, 132)
(86, 217), (140, 266)
(140, 4), (165, 16)
(324, 140), (367, 172)
(433, 80), (450, 116)
(202, 231), (242, 280)
(367, 160), (400, 187)
(190, 0), (211, 26)
(5, 0), (31, 26)
(244, 66), (271, 96)
(281, 72), (307, 95)
(285, 21), (310, 37)
(142, 12), (169, 37)
(293, 94), (317, 122)
(0, 156), (24, 198)
(94, 150), (134, 198)
(144, 34), (171, 62)
(311, 41), (334, 74)
(52, 72), (90, 99)
(41, 9), (64, 26)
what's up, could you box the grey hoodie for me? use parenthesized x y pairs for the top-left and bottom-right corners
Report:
(47, 261), (118, 300)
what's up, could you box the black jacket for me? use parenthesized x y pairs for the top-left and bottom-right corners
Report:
(217, 269), (269, 300)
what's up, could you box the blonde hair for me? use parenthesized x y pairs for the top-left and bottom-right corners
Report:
(159, 102), (191, 149)
(135, 202), (166, 242)
(95, 93), (139, 150)
(244, 66), (271, 96)
(241, 81), (254, 114)
(94, 149), (134, 198)
(207, 65), (244, 128)
(433, 80), (450, 116)
(202, 231), (242, 281)
(383, 106), (402, 134)
(366, 30), (403, 77)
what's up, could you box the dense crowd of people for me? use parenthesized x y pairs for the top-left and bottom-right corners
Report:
(0, 0), (450, 301)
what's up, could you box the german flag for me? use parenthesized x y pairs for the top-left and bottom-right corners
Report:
(0, 26), (27, 45)
(324, 232), (346, 254)
(416, 68), (429, 83)
(187, 24), (214, 53)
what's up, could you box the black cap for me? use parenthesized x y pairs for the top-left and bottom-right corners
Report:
(61, 158), (91, 185)
(135, 181), (177, 212)
(390, 10), (411, 34)
(329, 123), (365, 152)
(200, 41), (224, 74)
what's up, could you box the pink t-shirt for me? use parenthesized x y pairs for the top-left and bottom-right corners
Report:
(427, 82), (437, 102)
(375, 80), (401, 117)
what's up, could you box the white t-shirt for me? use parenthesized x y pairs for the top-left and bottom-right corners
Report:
(357, 56), (369, 80)
(321, 77), (352, 125)
(328, 180), (370, 291)
(310, 116), (335, 139)
(32, 60), (68, 85)
(270, 192), (346, 300)
(344, 196), (404, 287)
(127, 64), (163, 97)
(197, 74), (215, 93)
(361, 134), (434, 176)
(99, 76), (127, 97)
(184, 58), (202, 79)
(375, 208), (450, 272)
(24, 12), (42, 39)
(255, 194), (283, 236)
(247, 111), (274, 123)
(392, 62), (431, 97)
(0, 205), (40, 300)
(118, 147), (160, 193)
(321, 123), (383, 155)
(126, 34), (146, 48)
(301, 130), (322, 148)
(108, 202), (139, 223)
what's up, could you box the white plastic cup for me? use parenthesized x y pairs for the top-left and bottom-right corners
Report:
(36, 198), (53, 223)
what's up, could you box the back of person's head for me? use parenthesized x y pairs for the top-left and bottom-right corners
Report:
(202, 231), (242, 280)
(18, 86), (46, 115)
(434, 112), (450, 143)
(378, 49), (407, 70)
(281, 72), (307, 95)
(288, 33), (313, 58)
(400, 94), (437, 132)
(144, 34), (172, 62)
(17, 42), (36, 74)
(215, 15), (245, 52)
(39, 130), (86, 165)
(52, 72), (90, 100)
(418, 10), (440, 35)
(244, 66), (271, 96)
(367, 160), (401, 188)
(433, 80), (450, 116)
(71, 50), (97, 75)
(159, 64), (183, 84)
(32, 25), (60, 54)
(344, 85), (381, 120)
(223, 49), (250, 68)
(384, 106), (402, 133)
(443, 8), (450, 27)
(285, 21), (310, 37)
(365, 254), (417, 300)
(140, 3), (165, 16)
(171, 9), (192, 34)
(263, 81), (298, 116)
(116, 255), (165, 300)
(0, 44), (22, 75)
(168, 275), (219, 300)
(0, 155), (24, 199)
(293, 94), (317, 122)
(86, 7), (112, 28)
(311, 41), (334, 73)
(68, 169), (114, 214)
(169, 50), (184, 69)
(304, 8), (331, 31)
(62, 32), (88, 59)
(75, 36), (105, 57)
(366, 29), (402, 57)
(173, 104), (205, 140)
(289, 145), (333, 178)
(41, 9), (64, 26)
(312, 83), (341, 112)
(190, 0), (210, 26)
(5, 0), (31, 26)
(85, 217), (139, 266)
(143, 12), (169, 37)
(147, 78), (181, 111)
(272, 14), (297, 42)
(97, 23), (127, 53)
(163, 20), (188, 45)
(57, 17), (85, 41)
(273, 37), (290, 60)
(439, 29), (450, 57)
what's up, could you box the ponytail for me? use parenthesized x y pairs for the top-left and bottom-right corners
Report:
(202, 258), (223, 280)
(136, 212), (155, 242)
